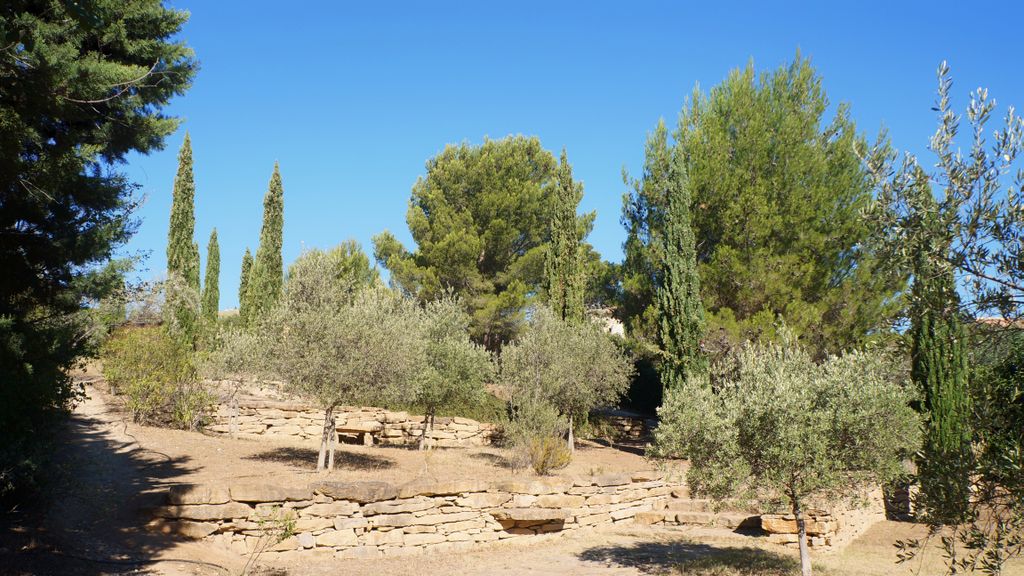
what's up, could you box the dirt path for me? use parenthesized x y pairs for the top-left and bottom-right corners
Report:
(5, 384), (1023, 576)
(1, 384), (241, 576)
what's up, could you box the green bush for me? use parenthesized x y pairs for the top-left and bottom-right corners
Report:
(506, 399), (570, 475)
(102, 326), (211, 429)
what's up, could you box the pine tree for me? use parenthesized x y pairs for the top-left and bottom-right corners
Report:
(201, 229), (220, 323)
(167, 133), (201, 292)
(544, 149), (588, 324)
(246, 163), (285, 326)
(622, 57), (900, 355)
(656, 148), (706, 390)
(910, 192), (972, 523)
(239, 248), (253, 323)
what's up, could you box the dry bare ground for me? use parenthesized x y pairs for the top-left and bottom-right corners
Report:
(2, 383), (1022, 576)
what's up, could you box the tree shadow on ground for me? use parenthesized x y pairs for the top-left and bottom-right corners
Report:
(243, 446), (396, 471)
(583, 437), (648, 457)
(468, 451), (513, 467)
(578, 541), (800, 575)
(0, 403), (221, 576)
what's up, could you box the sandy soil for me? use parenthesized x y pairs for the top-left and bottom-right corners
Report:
(264, 520), (1024, 576)
(4, 382), (1022, 576)
(108, 385), (681, 488)
(1, 383), (242, 576)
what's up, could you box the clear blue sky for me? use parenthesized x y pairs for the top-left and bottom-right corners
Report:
(122, 0), (1024, 310)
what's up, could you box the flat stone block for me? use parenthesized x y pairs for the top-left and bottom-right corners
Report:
(230, 483), (313, 503)
(313, 481), (398, 503)
(167, 484), (231, 505)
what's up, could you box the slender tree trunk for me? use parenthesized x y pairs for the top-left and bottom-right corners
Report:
(567, 413), (575, 453)
(419, 410), (431, 451)
(793, 497), (812, 576)
(317, 406), (334, 471)
(327, 412), (337, 471)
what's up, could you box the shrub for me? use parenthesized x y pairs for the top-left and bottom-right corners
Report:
(506, 399), (571, 475)
(101, 326), (211, 429)
(499, 306), (633, 452)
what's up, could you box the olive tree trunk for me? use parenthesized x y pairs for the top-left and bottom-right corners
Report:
(317, 405), (336, 471)
(419, 412), (435, 451)
(792, 495), (812, 576)
(567, 413), (575, 453)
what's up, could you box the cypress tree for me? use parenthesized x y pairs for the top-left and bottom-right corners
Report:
(167, 133), (201, 292)
(201, 229), (220, 323)
(544, 149), (587, 324)
(239, 248), (253, 322)
(910, 191), (972, 523)
(622, 119), (673, 340)
(656, 147), (707, 390)
(246, 163), (285, 326)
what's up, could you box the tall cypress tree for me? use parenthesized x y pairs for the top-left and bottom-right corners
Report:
(246, 163), (285, 326)
(656, 147), (707, 390)
(167, 133), (201, 292)
(201, 229), (220, 323)
(239, 248), (253, 322)
(910, 188), (972, 523)
(544, 149), (587, 324)
(622, 119), (673, 341)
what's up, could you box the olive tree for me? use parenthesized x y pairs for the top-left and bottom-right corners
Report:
(413, 296), (493, 450)
(500, 306), (633, 452)
(655, 335), (921, 576)
(265, 251), (422, 471)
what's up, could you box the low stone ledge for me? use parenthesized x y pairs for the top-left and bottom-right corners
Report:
(312, 481), (399, 503)
(147, 518), (220, 538)
(760, 512), (837, 536)
(398, 478), (487, 498)
(155, 502), (254, 521)
(168, 484), (230, 505)
(490, 508), (571, 522)
(230, 483), (312, 503)
(495, 478), (573, 495)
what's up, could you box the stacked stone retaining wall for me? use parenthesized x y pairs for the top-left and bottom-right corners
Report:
(207, 400), (497, 447)
(150, 472), (673, 561)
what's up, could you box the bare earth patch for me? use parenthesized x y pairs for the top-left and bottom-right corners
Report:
(4, 382), (1023, 576)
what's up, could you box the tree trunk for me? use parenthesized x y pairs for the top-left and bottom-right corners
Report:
(317, 406), (334, 471)
(327, 412), (337, 471)
(567, 413), (575, 453)
(793, 498), (812, 576)
(419, 411), (431, 451)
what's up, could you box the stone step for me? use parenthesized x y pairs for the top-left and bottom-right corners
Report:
(670, 486), (691, 499)
(663, 498), (712, 512)
(642, 509), (761, 530)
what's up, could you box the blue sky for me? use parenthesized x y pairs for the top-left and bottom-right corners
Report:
(122, 0), (1024, 309)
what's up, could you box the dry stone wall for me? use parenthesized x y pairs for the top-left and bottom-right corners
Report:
(755, 487), (887, 549)
(150, 472), (674, 561)
(206, 400), (497, 447)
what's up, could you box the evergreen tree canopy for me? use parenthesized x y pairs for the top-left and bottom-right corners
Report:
(0, 0), (196, 501)
(167, 133), (200, 292)
(544, 149), (589, 324)
(622, 119), (673, 339)
(656, 147), (706, 389)
(623, 55), (901, 354)
(245, 163), (284, 326)
(201, 228), (220, 323)
(284, 240), (379, 304)
(374, 136), (593, 349)
(238, 247), (252, 321)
